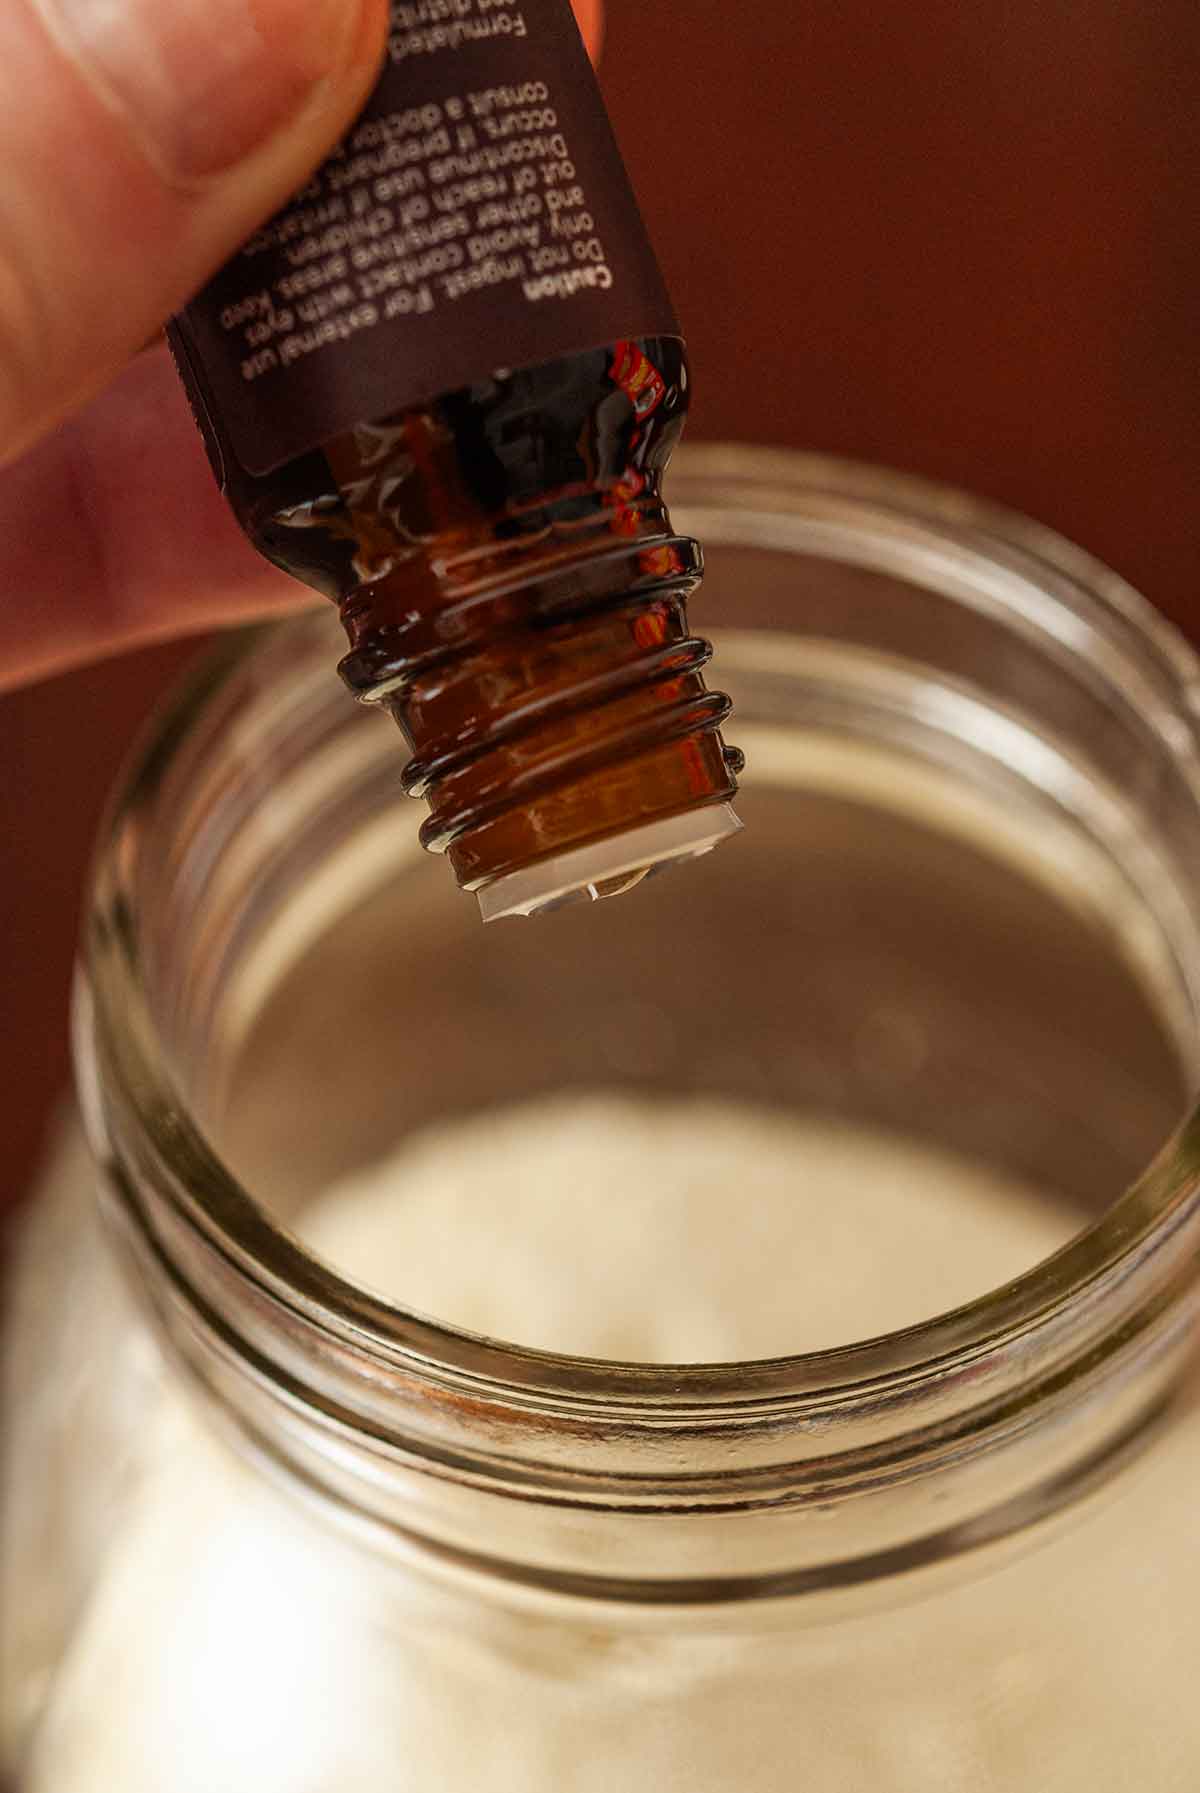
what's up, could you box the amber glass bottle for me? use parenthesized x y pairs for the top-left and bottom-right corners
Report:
(170, 2), (741, 919)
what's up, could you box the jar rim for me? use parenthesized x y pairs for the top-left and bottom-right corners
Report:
(77, 445), (1200, 1440)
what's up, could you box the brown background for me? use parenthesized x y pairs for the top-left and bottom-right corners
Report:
(3, 0), (1198, 1204)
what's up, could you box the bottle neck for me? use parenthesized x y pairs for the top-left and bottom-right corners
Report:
(247, 338), (742, 918)
(339, 477), (740, 915)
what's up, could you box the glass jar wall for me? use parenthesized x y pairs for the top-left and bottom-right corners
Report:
(6, 449), (1200, 1791)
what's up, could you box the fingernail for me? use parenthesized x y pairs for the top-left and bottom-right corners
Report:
(39, 0), (369, 182)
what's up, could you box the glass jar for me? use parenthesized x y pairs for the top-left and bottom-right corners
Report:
(5, 447), (1200, 1792)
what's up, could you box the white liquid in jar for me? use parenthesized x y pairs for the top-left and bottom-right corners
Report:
(23, 1100), (1197, 1793)
(298, 1092), (1082, 1361)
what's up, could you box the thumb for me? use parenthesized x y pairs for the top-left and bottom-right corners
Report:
(0, 0), (389, 465)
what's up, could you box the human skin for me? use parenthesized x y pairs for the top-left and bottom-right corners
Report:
(0, 0), (604, 690)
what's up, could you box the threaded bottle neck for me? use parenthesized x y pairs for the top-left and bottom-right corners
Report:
(339, 522), (742, 916)
(234, 338), (742, 912)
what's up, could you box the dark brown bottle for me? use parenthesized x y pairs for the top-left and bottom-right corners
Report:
(169, 4), (741, 919)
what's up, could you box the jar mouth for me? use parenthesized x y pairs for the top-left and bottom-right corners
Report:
(75, 447), (1200, 1564)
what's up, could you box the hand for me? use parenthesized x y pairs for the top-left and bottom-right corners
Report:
(0, 0), (605, 691)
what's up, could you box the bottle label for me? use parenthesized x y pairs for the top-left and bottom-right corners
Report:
(169, 0), (678, 478)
